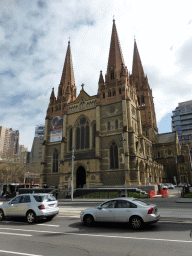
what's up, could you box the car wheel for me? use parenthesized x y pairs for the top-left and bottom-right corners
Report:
(26, 210), (36, 224)
(0, 209), (4, 221)
(46, 215), (55, 221)
(130, 216), (143, 229)
(84, 215), (94, 227)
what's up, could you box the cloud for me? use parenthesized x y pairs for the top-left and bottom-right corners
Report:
(1, 0), (192, 150)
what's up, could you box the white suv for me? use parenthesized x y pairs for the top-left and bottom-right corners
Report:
(0, 193), (59, 223)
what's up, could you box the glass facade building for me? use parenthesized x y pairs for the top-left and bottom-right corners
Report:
(172, 100), (192, 144)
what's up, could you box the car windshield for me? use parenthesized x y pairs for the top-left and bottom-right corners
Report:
(132, 199), (150, 206)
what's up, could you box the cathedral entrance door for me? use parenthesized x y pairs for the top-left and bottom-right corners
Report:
(76, 166), (86, 188)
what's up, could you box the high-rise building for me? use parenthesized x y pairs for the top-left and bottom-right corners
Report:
(0, 126), (19, 158)
(30, 125), (45, 163)
(172, 100), (192, 145)
(40, 20), (187, 188)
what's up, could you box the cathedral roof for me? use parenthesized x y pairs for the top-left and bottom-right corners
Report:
(107, 19), (125, 74)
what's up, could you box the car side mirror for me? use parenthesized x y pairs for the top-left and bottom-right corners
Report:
(98, 206), (102, 210)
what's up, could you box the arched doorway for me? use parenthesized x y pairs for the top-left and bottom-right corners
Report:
(76, 166), (86, 188)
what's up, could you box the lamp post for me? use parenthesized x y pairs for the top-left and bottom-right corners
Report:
(71, 147), (75, 201)
(120, 134), (127, 197)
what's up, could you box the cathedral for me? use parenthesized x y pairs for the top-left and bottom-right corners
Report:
(40, 20), (183, 189)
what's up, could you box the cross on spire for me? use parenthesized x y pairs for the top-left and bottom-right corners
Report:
(81, 83), (84, 90)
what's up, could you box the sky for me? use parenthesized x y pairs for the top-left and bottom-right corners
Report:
(1, 0), (192, 151)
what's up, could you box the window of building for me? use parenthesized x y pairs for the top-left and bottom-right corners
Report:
(186, 105), (191, 112)
(111, 71), (114, 80)
(92, 123), (96, 149)
(108, 121), (111, 131)
(110, 142), (118, 169)
(113, 91), (116, 96)
(137, 97), (140, 106)
(175, 126), (182, 131)
(180, 106), (185, 113)
(177, 131), (182, 135)
(103, 93), (105, 99)
(69, 128), (73, 151)
(108, 91), (111, 97)
(184, 135), (189, 140)
(158, 151), (160, 158)
(76, 117), (89, 150)
(180, 115), (186, 120)
(115, 120), (118, 129)
(119, 88), (122, 94)
(52, 150), (59, 173)
(141, 96), (145, 106)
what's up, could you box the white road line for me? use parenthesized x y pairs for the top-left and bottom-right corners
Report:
(0, 232), (32, 237)
(37, 224), (60, 227)
(0, 250), (42, 256)
(0, 228), (61, 234)
(66, 233), (192, 243)
(57, 215), (79, 218)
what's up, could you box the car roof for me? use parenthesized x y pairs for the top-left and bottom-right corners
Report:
(17, 193), (52, 196)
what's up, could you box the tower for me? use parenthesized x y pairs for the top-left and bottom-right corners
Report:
(131, 40), (158, 141)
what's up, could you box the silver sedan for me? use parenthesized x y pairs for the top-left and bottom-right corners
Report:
(80, 197), (160, 229)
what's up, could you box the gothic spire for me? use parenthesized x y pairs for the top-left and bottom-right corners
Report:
(132, 39), (145, 79)
(107, 19), (125, 76)
(59, 41), (75, 98)
(50, 87), (55, 105)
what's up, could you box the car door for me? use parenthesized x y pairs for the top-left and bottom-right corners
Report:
(5, 196), (22, 216)
(114, 200), (135, 222)
(95, 200), (116, 222)
(18, 195), (31, 216)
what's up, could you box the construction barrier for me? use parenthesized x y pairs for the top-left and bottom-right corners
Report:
(159, 189), (169, 197)
(148, 190), (156, 198)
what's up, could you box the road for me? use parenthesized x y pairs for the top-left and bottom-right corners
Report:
(0, 215), (192, 256)
(0, 188), (192, 255)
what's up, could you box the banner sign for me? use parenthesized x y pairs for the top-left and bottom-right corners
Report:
(50, 116), (63, 142)
(35, 125), (45, 137)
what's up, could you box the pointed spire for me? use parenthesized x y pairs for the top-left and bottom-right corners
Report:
(107, 19), (125, 75)
(59, 40), (75, 98)
(132, 39), (145, 78)
(50, 87), (55, 105)
(99, 70), (104, 83)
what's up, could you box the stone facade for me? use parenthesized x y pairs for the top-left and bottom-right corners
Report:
(40, 20), (184, 189)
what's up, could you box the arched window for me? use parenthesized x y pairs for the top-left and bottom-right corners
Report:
(137, 96), (140, 106)
(76, 117), (89, 150)
(52, 150), (59, 173)
(69, 128), (73, 151)
(103, 93), (105, 99)
(115, 120), (118, 129)
(92, 123), (96, 148)
(108, 121), (111, 131)
(108, 91), (111, 97)
(158, 151), (160, 158)
(110, 142), (118, 169)
(111, 71), (114, 80)
(119, 88), (122, 94)
(113, 91), (116, 96)
(141, 96), (145, 106)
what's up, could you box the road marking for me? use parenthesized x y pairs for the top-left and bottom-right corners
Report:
(0, 250), (42, 256)
(37, 224), (60, 227)
(57, 215), (79, 218)
(0, 228), (61, 234)
(0, 231), (32, 237)
(66, 233), (192, 243)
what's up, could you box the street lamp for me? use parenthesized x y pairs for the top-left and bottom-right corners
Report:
(71, 147), (75, 201)
(120, 134), (127, 197)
